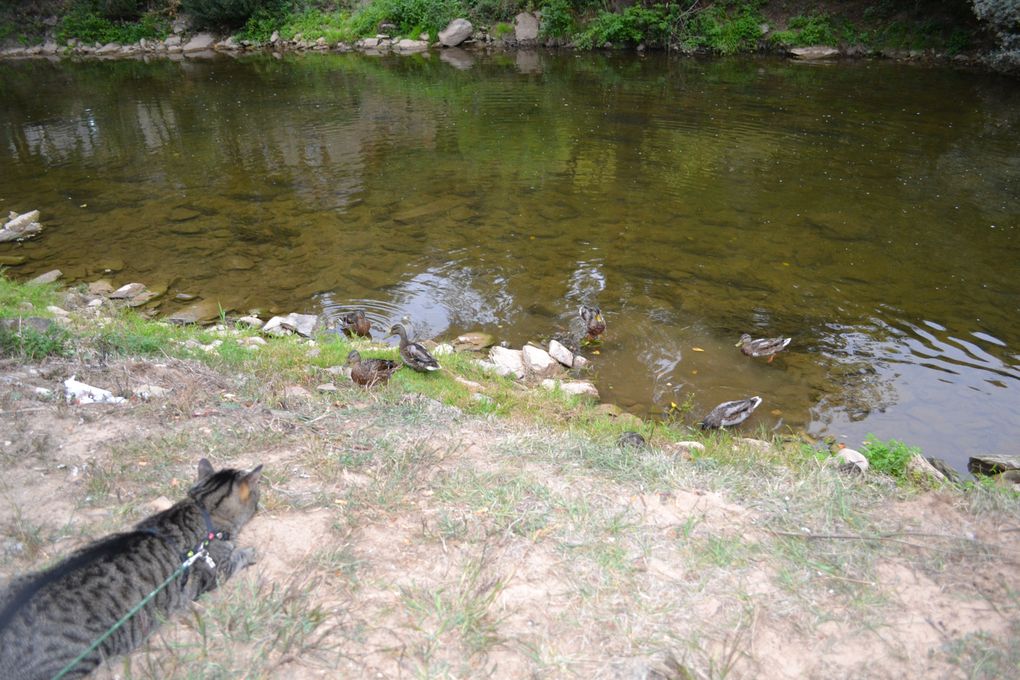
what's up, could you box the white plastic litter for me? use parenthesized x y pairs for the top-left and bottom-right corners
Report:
(64, 376), (126, 405)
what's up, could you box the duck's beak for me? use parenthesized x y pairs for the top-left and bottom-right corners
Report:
(596, 313), (604, 324)
(734, 339), (743, 347)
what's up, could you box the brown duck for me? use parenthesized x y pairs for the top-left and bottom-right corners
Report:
(339, 310), (372, 339)
(346, 350), (400, 386)
(387, 323), (440, 372)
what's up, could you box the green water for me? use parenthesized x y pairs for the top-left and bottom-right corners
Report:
(1, 51), (1018, 471)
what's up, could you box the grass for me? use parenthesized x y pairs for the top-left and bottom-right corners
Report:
(860, 433), (919, 478)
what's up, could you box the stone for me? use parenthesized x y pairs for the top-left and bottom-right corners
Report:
(514, 12), (540, 42)
(46, 305), (70, 317)
(270, 31), (280, 44)
(0, 317), (55, 334)
(0, 209), (43, 242)
(439, 18), (473, 47)
(968, 454), (1020, 476)
(829, 446), (869, 473)
(168, 206), (200, 222)
(433, 343), (455, 356)
(906, 453), (948, 486)
(64, 376), (126, 405)
(522, 344), (560, 379)
(359, 38), (380, 49)
(572, 355), (589, 369)
(222, 255), (255, 270)
(790, 46), (840, 60)
(96, 42), (121, 55)
(283, 385), (312, 399)
(167, 299), (224, 325)
(666, 441), (706, 457)
(488, 346), (525, 379)
(0, 255), (26, 266)
(28, 269), (62, 285)
(263, 313), (319, 338)
(618, 431), (647, 448)
(453, 331), (495, 351)
(88, 279), (115, 295)
(109, 282), (147, 299)
(734, 437), (772, 454)
(317, 383), (338, 392)
(548, 339), (575, 367)
(235, 315), (263, 329)
(440, 48), (475, 70)
(183, 33), (217, 53)
(133, 384), (169, 400)
(541, 378), (599, 399)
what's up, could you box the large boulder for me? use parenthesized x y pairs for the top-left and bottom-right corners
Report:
(182, 33), (217, 53)
(514, 12), (540, 42)
(522, 344), (560, 379)
(790, 46), (839, 60)
(0, 210), (43, 243)
(439, 19), (473, 47)
(487, 346), (525, 379)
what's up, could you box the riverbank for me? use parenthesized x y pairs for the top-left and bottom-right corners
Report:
(2, 274), (1019, 677)
(0, 0), (1012, 74)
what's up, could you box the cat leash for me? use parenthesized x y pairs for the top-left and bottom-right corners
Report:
(50, 545), (217, 680)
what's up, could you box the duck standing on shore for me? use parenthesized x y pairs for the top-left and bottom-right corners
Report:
(346, 350), (400, 387)
(736, 334), (791, 363)
(700, 396), (763, 429)
(387, 323), (441, 372)
(340, 309), (373, 339)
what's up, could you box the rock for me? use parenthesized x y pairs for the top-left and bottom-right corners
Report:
(1, 210), (44, 242)
(433, 343), (455, 356)
(548, 339), (575, 367)
(453, 331), (495, 351)
(109, 282), (147, 299)
(734, 437), (772, 454)
(968, 454), (1020, 477)
(665, 441), (706, 458)
(522, 344), (560, 379)
(829, 446), (869, 473)
(235, 315), (263, 329)
(174, 293), (198, 301)
(283, 385), (312, 399)
(618, 431), (647, 448)
(270, 31), (280, 44)
(488, 346), (525, 379)
(790, 46), (840, 60)
(926, 457), (960, 484)
(0, 317), (55, 334)
(439, 18), (473, 47)
(88, 280), (115, 296)
(317, 383), (338, 392)
(183, 33), (217, 53)
(395, 39), (428, 52)
(64, 375), (126, 405)
(46, 305), (70, 317)
(540, 378), (599, 399)
(222, 255), (255, 271)
(239, 336), (267, 350)
(167, 299), (224, 325)
(514, 12), (540, 42)
(96, 42), (120, 55)
(0, 255), (27, 266)
(28, 269), (62, 285)
(572, 355), (589, 369)
(439, 47), (475, 69)
(594, 403), (624, 417)
(906, 453), (948, 486)
(263, 313), (319, 338)
(133, 384), (169, 400)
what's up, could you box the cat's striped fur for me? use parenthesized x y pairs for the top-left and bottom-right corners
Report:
(0, 458), (262, 680)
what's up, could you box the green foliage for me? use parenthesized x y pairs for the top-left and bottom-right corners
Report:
(346, 0), (467, 38)
(56, 3), (169, 44)
(539, 0), (574, 39)
(277, 8), (350, 43)
(0, 323), (70, 360)
(574, 4), (675, 49)
(236, 7), (284, 43)
(181, 0), (288, 31)
(0, 274), (60, 316)
(860, 434), (919, 478)
(771, 12), (837, 46)
(678, 3), (764, 54)
(468, 0), (524, 25)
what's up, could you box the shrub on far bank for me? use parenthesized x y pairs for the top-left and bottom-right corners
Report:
(56, 1), (170, 44)
(182, 0), (289, 31)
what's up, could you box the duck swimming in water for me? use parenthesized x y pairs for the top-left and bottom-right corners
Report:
(346, 350), (400, 386)
(340, 309), (373, 339)
(736, 334), (791, 363)
(700, 396), (763, 429)
(579, 305), (606, 342)
(387, 323), (441, 373)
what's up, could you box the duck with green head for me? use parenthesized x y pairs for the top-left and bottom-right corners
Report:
(579, 304), (606, 342)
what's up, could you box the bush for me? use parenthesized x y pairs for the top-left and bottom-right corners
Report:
(180, 0), (288, 31)
(679, 3), (764, 54)
(0, 323), (70, 360)
(539, 0), (574, 39)
(860, 434), (919, 478)
(771, 12), (837, 46)
(574, 5), (674, 49)
(56, 5), (169, 44)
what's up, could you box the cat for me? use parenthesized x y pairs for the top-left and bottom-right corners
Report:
(0, 458), (263, 680)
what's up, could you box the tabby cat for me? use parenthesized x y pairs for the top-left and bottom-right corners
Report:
(0, 458), (263, 680)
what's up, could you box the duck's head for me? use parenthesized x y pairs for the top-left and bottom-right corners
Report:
(580, 305), (604, 325)
(735, 333), (752, 347)
(386, 323), (406, 339)
(345, 350), (361, 366)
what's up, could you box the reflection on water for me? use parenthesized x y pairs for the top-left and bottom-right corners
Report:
(1, 52), (1018, 470)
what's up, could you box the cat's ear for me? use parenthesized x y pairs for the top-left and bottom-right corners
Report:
(197, 458), (215, 482)
(238, 464), (263, 501)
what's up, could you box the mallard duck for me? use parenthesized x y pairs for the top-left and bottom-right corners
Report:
(579, 304), (606, 341)
(387, 323), (440, 372)
(340, 309), (372, 339)
(700, 396), (762, 429)
(617, 431), (647, 448)
(346, 350), (400, 386)
(736, 333), (791, 363)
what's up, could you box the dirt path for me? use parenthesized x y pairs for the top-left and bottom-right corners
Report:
(2, 356), (1018, 679)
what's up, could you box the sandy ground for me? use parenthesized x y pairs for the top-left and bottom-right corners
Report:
(2, 355), (1019, 679)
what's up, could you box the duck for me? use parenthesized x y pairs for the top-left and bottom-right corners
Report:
(339, 309), (372, 339)
(579, 304), (606, 341)
(346, 350), (400, 386)
(736, 333), (791, 363)
(387, 323), (441, 372)
(700, 396), (763, 429)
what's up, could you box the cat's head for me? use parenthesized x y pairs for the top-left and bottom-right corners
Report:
(189, 458), (264, 531)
